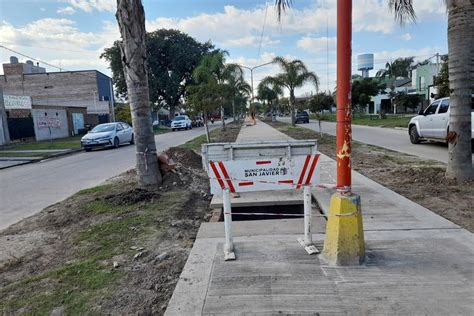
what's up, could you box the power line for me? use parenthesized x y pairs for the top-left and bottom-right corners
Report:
(0, 42), (99, 55)
(257, 1), (269, 60)
(0, 44), (110, 82)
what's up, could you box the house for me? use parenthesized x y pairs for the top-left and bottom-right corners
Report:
(0, 56), (115, 141)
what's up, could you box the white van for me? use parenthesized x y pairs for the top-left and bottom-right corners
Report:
(408, 96), (474, 144)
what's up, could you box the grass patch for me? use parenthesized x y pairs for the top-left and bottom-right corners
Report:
(178, 127), (225, 151)
(3, 136), (82, 151)
(76, 184), (115, 196)
(0, 259), (118, 315)
(0, 152), (51, 158)
(0, 190), (188, 314)
(76, 191), (184, 259)
(154, 126), (171, 135)
(310, 113), (413, 128)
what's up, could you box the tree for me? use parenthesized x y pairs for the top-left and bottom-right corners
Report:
(192, 51), (243, 130)
(375, 57), (414, 79)
(261, 57), (319, 126)
(393, 92), (421, 113)
(351, 78), (384, 112)
(277, 0), (473, 182)
(257, 81), (282, 115)
(101, 29), (215, 118)
(444, 0), (473, 181)
(308, 92), (334, 113)
(114, 103), (132, 125)
(116, 0), (161, 186)
(434, 55), (449, 98)
(227, 67), (252, 122)
(187, 82), (228, 142)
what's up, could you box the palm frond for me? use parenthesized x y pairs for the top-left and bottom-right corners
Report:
(388, 0), (417, 25)
(274, 0), (293, 22)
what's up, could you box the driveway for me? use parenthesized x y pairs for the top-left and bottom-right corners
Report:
(279, 117), (474, 164)
(0, 123), (224, 230)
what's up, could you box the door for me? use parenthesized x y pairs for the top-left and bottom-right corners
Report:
(418, 100), (440, 138)
(116, 123), (125, 143)
(122, 123), (133, 142)
(72, 113), (84, 135)
(432, 99), (449, 139)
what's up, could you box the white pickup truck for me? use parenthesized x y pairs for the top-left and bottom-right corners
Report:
(408, 96), (474, 145)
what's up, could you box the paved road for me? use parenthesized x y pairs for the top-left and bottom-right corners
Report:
(279, 117), (474, 164)
(0, 123), (224, 230)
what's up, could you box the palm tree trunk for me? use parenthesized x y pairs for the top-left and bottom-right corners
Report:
(221, 105), (226, 131)
(204, 111), (211, 142)
(445, 0), (473, 181)
(232, 99), (236, 123)
(290, 90), (296, 126)
(116, 0), (161, 186)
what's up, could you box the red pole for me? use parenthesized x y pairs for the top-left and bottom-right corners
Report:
(336, 0), (352, 193)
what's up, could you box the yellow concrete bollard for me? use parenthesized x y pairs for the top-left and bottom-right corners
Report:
(322, 193), (365, 265)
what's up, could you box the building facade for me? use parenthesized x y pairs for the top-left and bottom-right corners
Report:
(0, 56), (115, 141)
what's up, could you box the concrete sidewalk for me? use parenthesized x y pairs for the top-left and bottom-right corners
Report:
(166, 120), (474, 315)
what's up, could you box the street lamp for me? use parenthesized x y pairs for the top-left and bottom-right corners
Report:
(239, 61), (273, 102)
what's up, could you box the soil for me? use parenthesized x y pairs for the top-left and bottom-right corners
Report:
(268, 121), (474, 232)
(0, 122), (242, 315)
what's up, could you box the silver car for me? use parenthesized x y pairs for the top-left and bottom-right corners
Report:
(81, 122), (134, 152)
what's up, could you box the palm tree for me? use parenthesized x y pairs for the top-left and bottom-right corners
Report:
(193, 51), (244, 130)
(227, 68), (251, 122)
(116, 0), (161, 186)
(257, 81), (283, 116)
(375, 57), (414, 79)
(261, 57), (319, 126)
(276, 0), (473, 181)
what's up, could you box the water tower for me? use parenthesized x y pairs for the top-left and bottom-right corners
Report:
(357, 54), (374, 78)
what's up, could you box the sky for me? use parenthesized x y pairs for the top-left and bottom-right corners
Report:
(0, 0), (448, 97)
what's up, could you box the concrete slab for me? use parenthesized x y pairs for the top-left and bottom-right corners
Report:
(166, 120), (474, 315)
(236, 120), (291, 143)
(167, 229), (474, 315)
(197, 216), (327, 239)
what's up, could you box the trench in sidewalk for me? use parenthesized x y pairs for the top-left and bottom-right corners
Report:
(216, 199), (324, 221)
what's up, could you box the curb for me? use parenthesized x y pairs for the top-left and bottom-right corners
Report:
(0, 148), (83, 170)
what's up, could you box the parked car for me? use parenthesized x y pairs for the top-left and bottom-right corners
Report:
(295, 111), (310, 124)
(171, 115), (192, 131)
(81, 122), (134, 152)
(408, 96), (474, 145)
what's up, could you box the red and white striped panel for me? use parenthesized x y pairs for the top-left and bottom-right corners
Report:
(208, 154), (320, 194)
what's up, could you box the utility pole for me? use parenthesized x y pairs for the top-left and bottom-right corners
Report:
(0, 86), (11, 145)
(335, 0), (352, 192)
(322, 0), (365, 266)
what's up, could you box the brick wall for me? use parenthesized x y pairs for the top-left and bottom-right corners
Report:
(0, 70), (111, 115)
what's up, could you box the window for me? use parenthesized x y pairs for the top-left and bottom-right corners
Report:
(116, 124), (123, 131)
(121, 123), (129, 129)
(424, 100), (440, 115)
(438, 99), (449, 114)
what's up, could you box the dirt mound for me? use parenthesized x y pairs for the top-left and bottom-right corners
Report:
(165, 147), (203, 170)
(103, 188), (160, 206)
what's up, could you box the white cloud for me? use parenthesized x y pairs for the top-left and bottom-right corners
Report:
(401, 33), (412, 41)
(146, 0), (445, 51)
(297, 36), (336, 53)
(63, 0), (115, 13)
(0, 19), (119, 76)
(57, 6), (76, 15)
